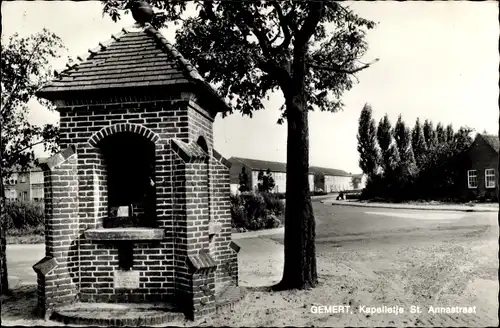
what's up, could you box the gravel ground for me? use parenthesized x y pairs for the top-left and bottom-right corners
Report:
(201, 237), (498, 327)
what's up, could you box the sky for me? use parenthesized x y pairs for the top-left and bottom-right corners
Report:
(2, 1), (498, 174)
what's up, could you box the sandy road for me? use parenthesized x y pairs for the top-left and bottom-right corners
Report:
(204, 205), (499, 327)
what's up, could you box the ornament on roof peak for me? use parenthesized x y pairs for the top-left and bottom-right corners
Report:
(125, 0), (154, 25)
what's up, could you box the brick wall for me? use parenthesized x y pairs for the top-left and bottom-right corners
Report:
(34, 148), (79, 319)
(465, 137), (499, 200)
(35, 92), (238, 320)
(210, 159), (238, 288)
(60, 97), (189, 304)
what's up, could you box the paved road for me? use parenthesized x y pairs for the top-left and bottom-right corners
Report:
(271, 201), (498, 247)
(5, 244), (44, 289)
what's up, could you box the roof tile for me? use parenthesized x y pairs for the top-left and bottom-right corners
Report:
(479, 134), (499, 153)
(229, 156), (352, 176)
(36, 23), (229, 113)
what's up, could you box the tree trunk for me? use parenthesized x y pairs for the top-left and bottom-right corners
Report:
(273, 94), (318, 290)
(0, 177), (9, 295)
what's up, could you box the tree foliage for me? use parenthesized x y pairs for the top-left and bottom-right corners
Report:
(393, 115), (417, 177)
(0, 28), (65, 295)
(257, 168), (276, 193)
(357, 104), (380, 178)
(359, 108), (476, 202)
(411, 118), (427, 168)
(435, 122), (446, 144)
(238, 167), (250, 192)
(1, 29), (65, 179)
(377, 114), (398, 174)
(350, 175), (362, 190)
(445, 124), (455, 144)
(102, 0), (377, 120)
(423, 119), (437, 150)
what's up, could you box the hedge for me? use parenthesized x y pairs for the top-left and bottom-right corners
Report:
(230, 192), (284, 231)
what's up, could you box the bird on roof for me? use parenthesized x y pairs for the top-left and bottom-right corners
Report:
(125, 0), (154, 26)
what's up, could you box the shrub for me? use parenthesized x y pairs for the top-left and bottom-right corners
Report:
(4, 201), (45, 235)
(261, 192), (285, 217)
(230, 192), (284, 231)
(274, 192), (286, 200)
(346, 193), (361, 200)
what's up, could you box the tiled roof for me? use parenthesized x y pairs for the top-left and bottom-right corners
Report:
(309, 166), (351, 177)
(36, 23), (229, 112)
(480, 134), (499, 153)
(229, 157), (287, 173)
(228, 157), (351, 177)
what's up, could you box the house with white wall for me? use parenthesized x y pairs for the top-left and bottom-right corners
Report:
(229, 157), (360, 194)
(3, 158), (47, 202)
(229, 157), (315, 194)
(309, 166), (353, 193)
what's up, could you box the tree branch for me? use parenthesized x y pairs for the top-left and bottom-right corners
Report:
(4, 137), (55, 162)
(308, 58), (379, 74)
(294, 2), (325, 49)
(238, 8), (273, 58)
(203, 0), (217, 21)
(271, 1), (292, 51)
(1, 38), (44, 114)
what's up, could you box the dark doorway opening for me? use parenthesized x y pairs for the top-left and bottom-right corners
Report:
(99, 132), (156, 228)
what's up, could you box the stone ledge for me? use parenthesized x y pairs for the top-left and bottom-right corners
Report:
(84, 228), (164, 241)
(171, 139), (208, 163)
(33, 256), (58, 276)
(229, 241), (241, 253)
(215, 286), (247, 315)
(187, 251), (217, 273)
(40, 146), (76, 171)
(51, 302), (184, 326)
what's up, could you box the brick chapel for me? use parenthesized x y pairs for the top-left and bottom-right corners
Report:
(32, 13), (240, 323)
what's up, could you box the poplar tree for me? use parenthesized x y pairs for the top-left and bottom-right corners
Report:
(357, 104), (380, 178)
(435, 122), (447, 144)
(393, 115), (417, 177)
(412, 118), (428, 169)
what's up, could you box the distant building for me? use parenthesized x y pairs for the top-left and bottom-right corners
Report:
(463, 134), (498, 201)
(228, 157), (359, 194)
(228, 157), (315, 194)
(309, 166), (353, 193)
(3, 158), (47, 202)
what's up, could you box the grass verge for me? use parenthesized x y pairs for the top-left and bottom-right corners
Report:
(6, 225), (44, 245)
(6, 234), (44, 245)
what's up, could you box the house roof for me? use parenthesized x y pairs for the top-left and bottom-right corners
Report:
(479, 134), (499, 153)
(229, 157), (287, 173)
(228, 157), (352, 177)
(309, 166), (351, 177)
(36, 23), (229, 112)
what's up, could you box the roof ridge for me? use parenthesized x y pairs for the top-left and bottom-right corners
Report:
(53, 24), (142, 78)
(40, 23), (231, 113)
(230, 157), (353, 175)
(478, 133), (499, 153)
(143, 24), (204, 82)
